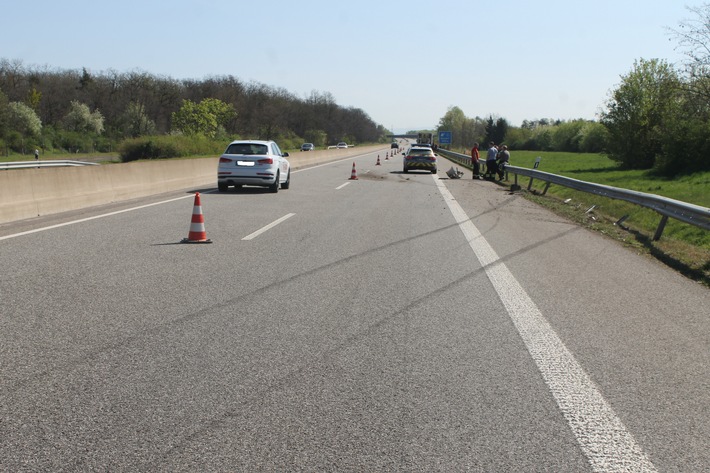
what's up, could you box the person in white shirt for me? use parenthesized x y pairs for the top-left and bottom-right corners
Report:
(485, 142), (498, 178)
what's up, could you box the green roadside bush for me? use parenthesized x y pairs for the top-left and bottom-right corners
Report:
(269, 131), (303, 152)
(119, 135), (225, 162)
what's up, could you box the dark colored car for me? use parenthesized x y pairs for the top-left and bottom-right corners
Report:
(403, 146), (437, 174)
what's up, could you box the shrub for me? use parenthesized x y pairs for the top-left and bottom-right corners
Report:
(304, 129), (327, 147)
(273, 131), (302, 151)
(119, 135), (224, 162)
(57, 130), (94, 153)
(578, 122), (609, 153)
(656, 117), (710, 175)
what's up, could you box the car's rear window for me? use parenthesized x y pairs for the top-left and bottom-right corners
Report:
(225, 143), (268, 155)
(409, 149), (433, 157)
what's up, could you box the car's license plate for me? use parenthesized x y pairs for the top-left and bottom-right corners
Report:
(237, 161), (254, 166)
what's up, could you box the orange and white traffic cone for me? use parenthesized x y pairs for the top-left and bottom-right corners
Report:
(349, 162), (358, 180)
(181, 192), (212, 243)
(376, 155), (381, 165)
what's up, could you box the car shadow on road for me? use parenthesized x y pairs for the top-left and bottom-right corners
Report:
(187, 187), (276, 195)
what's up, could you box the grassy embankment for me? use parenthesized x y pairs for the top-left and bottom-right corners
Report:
(479, 150), (709, 286)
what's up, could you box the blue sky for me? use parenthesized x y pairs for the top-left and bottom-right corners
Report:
(1, 0), (693, 132)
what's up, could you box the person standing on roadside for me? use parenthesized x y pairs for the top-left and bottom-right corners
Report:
(497, 145), (510, 180)
(471, 142), (481, 179)
(485, 142), (498, 179)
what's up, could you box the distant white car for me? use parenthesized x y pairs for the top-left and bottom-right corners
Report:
(336, 142), (348, 149)
(217, 140), (290, 193)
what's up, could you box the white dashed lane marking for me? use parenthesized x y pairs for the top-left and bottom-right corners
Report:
(242, 213), (296, 241)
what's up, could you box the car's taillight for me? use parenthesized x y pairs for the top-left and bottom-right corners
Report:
(219, 157), (231, 163)
(428, 156), (436, 161)
(405, 155), (413, 160)
(257, 158), (273, 164)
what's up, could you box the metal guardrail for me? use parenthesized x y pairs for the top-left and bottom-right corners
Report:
(0, 160), (99, 170)
(437, 148), (710, 241)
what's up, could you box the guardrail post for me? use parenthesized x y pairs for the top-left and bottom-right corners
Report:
(542, 181), (551, 195)
(653, 215), (669, 241)
(527, 176), (534, 190)
(510, 174), (522, 191)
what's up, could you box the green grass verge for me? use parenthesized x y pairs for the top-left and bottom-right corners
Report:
(455, 149), (710, 286)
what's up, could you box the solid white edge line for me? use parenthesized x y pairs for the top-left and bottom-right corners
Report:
(336, 182), (350, 190)
(432, 175), (657, 473)
(242, 213), (296, 241)
(0, 194), (196, 242)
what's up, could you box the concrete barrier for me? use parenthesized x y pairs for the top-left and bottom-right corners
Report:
(0, 144), (388, 224)
(288, 144), (385, 170)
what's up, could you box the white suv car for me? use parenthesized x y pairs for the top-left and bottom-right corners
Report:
(217, 140), (291, 193)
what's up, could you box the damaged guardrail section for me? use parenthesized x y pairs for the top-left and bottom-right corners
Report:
(436, 148), (710, 241)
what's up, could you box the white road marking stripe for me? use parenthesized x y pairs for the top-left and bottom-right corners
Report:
(242, 213), (295, 241)
(336, 182), (350, 190)
(0, 194), (195, 241)
(433, 176), (657, 473)
(291, 148), (385, 173)
(292, 156), (355, 173)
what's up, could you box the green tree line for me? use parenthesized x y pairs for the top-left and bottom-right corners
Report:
(435, 108), (609, 154)
(0, 60), (388, 158)
(435, 5), (710, 177)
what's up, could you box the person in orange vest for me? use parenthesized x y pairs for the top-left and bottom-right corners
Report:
(471, 142), (481, 179)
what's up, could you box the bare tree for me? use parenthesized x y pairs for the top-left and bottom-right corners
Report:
(669, 3), (710, 104)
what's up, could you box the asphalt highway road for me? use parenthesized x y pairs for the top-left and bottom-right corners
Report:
(1, 148), (708, 471)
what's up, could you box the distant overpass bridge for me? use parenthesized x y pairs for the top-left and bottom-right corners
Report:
(387, 134), (418, 139)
